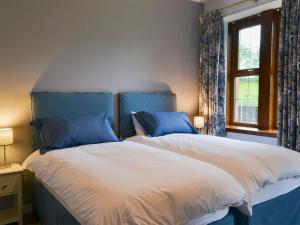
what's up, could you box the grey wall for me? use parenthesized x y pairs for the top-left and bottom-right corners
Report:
(0, 0), (201, 160)
(0, 0), (202, 204)
(0, 0), (201, 202)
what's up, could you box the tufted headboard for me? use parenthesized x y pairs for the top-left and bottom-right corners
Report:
(31, 92), (114, 150)
(118, 92), (176, 139)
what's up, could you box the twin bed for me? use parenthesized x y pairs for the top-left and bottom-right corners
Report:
(23, 92), (300, 225)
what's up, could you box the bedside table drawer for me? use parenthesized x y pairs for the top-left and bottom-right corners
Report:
(0, 174), (20, 196)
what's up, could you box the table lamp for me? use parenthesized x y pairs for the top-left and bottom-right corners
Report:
(194, 116), (205, 131)
(0, 128), (13, 168)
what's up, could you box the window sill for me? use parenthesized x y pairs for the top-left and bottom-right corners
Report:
(226, 125), (277, 138)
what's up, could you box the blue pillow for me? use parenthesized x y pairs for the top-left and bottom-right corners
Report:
(134, 111), (198, 137)
(31, 113), (119, 154)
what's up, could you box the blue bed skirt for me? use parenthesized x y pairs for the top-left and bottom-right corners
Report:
(33, 180), (80, 225)
(33, 180), (300, 225)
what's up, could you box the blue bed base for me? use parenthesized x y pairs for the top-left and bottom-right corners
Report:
(33, 180), (80, 225)
(33, 179), (300, 225)
(31, 92), (300, 225)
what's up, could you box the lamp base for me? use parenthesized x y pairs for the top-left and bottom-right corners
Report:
(1, 145), (10, 169)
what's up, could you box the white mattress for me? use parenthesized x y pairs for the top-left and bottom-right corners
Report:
(191, 178), (300, 224)
(253, 177), (300, 205)
(198, 178), (300, 224)
(187, 208), (229, 225)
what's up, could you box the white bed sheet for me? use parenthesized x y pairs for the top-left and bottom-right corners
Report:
(23, 141), (248, 225)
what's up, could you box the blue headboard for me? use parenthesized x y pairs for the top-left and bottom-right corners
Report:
(31, 92), (114, 150)
(118, 92), (176, 139)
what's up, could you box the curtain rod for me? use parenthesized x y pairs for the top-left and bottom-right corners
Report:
(199, 0), (259, 19)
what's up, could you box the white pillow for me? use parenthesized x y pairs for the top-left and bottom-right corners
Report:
(131, 111), (146, 136)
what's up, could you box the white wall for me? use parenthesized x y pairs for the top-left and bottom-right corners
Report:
(205, 0), (279, 15)
(227, 132), (277, 145)
(223, 0), (282, 22)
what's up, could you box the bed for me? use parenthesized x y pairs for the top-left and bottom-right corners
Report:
(25, 92), (251, 225)
(118, 92), (300, 225)
(30, 92), (114, 225)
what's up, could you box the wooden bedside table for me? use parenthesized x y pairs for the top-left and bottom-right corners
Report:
(0, 164), (23, 225)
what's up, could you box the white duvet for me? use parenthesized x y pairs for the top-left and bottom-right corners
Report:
(23, 141), (249, 225)
(127, 134), (300, 206)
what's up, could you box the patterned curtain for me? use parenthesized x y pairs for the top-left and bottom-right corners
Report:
(198, 10), (225, 136)
(278, 0), (300, 151)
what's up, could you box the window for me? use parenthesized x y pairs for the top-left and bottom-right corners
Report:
(227, 9), (281, 132)
(234, 75), (259, 124)
(238, 25), (261, 70)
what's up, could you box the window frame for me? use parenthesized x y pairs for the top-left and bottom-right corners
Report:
(226, 9), (281, 131)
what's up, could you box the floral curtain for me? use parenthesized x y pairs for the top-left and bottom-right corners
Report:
(277, 0), (300, 151)
(198, 10), (226, 136)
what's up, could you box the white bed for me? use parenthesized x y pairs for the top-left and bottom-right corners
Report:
(23, 141), (250, 225)
(127, 134), (300, 208)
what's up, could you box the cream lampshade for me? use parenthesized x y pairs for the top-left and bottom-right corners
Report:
(0, 128), (14, 168)
(194, 116), (205, 129)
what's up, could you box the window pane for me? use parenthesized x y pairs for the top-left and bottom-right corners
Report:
(238, 25), (261, 70)
(234, 76), (259, 124)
